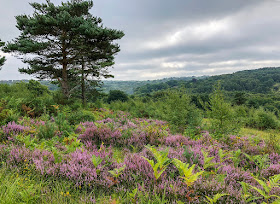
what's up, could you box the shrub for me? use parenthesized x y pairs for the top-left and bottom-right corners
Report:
(246, 107), (279, 129)
(26, 80), (50, 96)
(154, 89), (202, 133)
(53, 112), (73, 137)
(108, 90), (203, 133)
(0, 100), (13, 126)
(107, 90), (129, 103)
(67, 110), (95, 125)
(256, 108), (279, 129)
(37, 121), (58, 140)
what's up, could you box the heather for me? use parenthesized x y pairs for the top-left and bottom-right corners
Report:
(1, 107), (280, 203)
(0, 80), (280, 203)
(2, 0), (280, 202)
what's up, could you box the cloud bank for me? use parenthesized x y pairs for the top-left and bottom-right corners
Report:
(0, 0), (280, 80)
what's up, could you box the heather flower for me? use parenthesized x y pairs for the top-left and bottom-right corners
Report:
(164, 135), (191, 147)
(77, 117), (172, 148)
(261, 164), (280, 178)
(219, 165), (253, 187)
(2, 121), (30, 138)
(269, 153), (280, 164)
(2, 108), (280, 203)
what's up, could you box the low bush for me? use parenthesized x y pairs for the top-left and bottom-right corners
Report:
(67, 110), (95, 125)
(246, 107), (279, 130)
(37, 121), (58, 140)
(109, 90), (203, 133)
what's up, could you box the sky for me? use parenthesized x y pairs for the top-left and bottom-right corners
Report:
(1, 0), (280, 81)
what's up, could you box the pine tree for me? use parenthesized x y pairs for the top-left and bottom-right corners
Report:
(4, 0), (124, 99)
(0, 39), (6, 69)
(68, 14), (122, 105)
(207, 82), (241, 137)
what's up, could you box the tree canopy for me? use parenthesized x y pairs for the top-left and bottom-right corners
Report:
(4, 0), (124, 99)
(133, 67), (280, 95)
(0, 39), (6, 69)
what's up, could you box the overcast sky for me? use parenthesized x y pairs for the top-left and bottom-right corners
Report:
(1, 0), (280, 80)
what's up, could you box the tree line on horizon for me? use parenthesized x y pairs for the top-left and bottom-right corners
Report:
(133, 67), (280, 95)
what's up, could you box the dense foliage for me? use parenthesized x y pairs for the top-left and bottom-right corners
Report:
(134, 67), (280, 95)
(101, 76), (208, 95)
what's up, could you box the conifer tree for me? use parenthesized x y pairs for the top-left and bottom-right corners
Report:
(0, 39), (6, 69)
(4, 0), (124, 99)
(68, 13), (121, 105)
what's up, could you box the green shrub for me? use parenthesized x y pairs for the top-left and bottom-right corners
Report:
(154, 89), (202, 133)
(52, 90), (67, 105)
(264, 133), (280, 154)
(6, 97), (24, 113)
(3, 110), (20, 125)
(68, 101), (82, 111)
(0, 99), (20, 125)
(55, 112), (73, 136)
(0, 100), (9, 125)
(107, 90), (129, 103)
(37, 121), (58, 140)
(109, 98), (156, 118)
(256, 108), (279, 129)
(93, 99), (104, 109)
(67, 110), (95, 125)
(233, 105), (248, 118)
(246, 107), (279, 129)
(109, 90), (202, 133)
(26, 80), (50, 96)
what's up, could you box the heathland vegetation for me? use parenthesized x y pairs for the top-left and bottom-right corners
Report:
(1, 0), (280, 203)
(1, 69), (280, 203)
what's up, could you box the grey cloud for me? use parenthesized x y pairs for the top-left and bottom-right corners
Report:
(0, 0), (280, 80)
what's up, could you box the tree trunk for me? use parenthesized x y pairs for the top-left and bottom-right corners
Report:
(61, 63), (70, 98)
(61, 34), (70, 99)
(81, 60), (86, 107)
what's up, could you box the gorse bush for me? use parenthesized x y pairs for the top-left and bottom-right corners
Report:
(26, 80), (50, 96)
(55, 112), (73, 136)
(0, 82), (31, 100)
